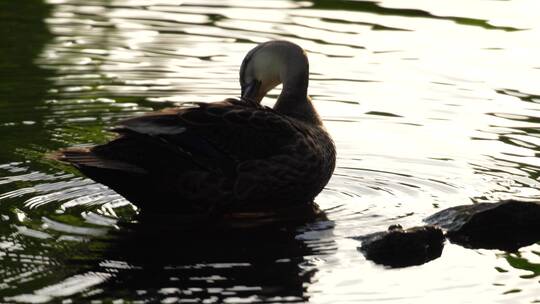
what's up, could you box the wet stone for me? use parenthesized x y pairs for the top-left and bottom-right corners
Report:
(425, 200), (540, 252)
(356, 225), (445, 268)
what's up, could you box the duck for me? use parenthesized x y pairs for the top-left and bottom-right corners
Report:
(55, 40), (336, 217)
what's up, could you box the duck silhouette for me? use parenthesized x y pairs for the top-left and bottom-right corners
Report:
(55, 41), (336, 217)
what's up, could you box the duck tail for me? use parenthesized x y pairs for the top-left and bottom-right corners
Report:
(50, 147), (146, 174)
(50, 146), (155, 207)
(49, 147), (91, 163)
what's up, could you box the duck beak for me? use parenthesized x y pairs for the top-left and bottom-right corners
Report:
(241, 79), (261, 102)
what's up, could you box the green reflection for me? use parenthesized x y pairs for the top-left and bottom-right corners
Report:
(309, 0), (521, 31)
(505, 252), (540, 279)
(0, 0), (53, 163)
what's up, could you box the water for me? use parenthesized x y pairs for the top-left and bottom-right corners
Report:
(1, 0), (540, 302)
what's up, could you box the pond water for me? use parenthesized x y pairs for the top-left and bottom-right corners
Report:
(1, 0), (540, 302)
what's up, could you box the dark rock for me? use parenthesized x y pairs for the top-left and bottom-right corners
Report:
(356, 225), (445, 268)
(425, 200), (540, 251)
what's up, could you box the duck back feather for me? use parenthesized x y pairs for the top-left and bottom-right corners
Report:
(57, 99), (335, 214)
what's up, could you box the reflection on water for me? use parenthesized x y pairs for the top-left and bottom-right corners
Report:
(1, 0), (540, 302)
(0, 0), (54, 164)
(84, 217), (332, 303)
(5, 212), (334, 303)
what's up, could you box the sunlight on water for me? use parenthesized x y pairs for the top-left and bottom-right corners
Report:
(0, 0), (540, 302)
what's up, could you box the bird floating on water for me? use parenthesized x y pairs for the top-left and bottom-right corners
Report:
(55, 40), (336, 218)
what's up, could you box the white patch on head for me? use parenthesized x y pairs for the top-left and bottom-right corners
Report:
(253, 50), (282, 85)
(241, 41), (308, 102)
(244, 50), (282, 99)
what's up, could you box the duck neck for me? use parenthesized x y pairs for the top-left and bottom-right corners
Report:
(274, 92), (322, 125)
(273, 65), (322, 125)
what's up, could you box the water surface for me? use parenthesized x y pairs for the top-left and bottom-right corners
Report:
(1, 0), (540, 303)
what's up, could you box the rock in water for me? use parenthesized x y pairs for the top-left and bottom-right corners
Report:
(425, 200), (540, 251)
(356, 225), (445, 268)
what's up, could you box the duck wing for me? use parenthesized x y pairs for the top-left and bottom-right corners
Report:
(113, 99), (298, 168)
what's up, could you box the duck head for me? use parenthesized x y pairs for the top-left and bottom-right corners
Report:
(240, 40), (309, 104)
